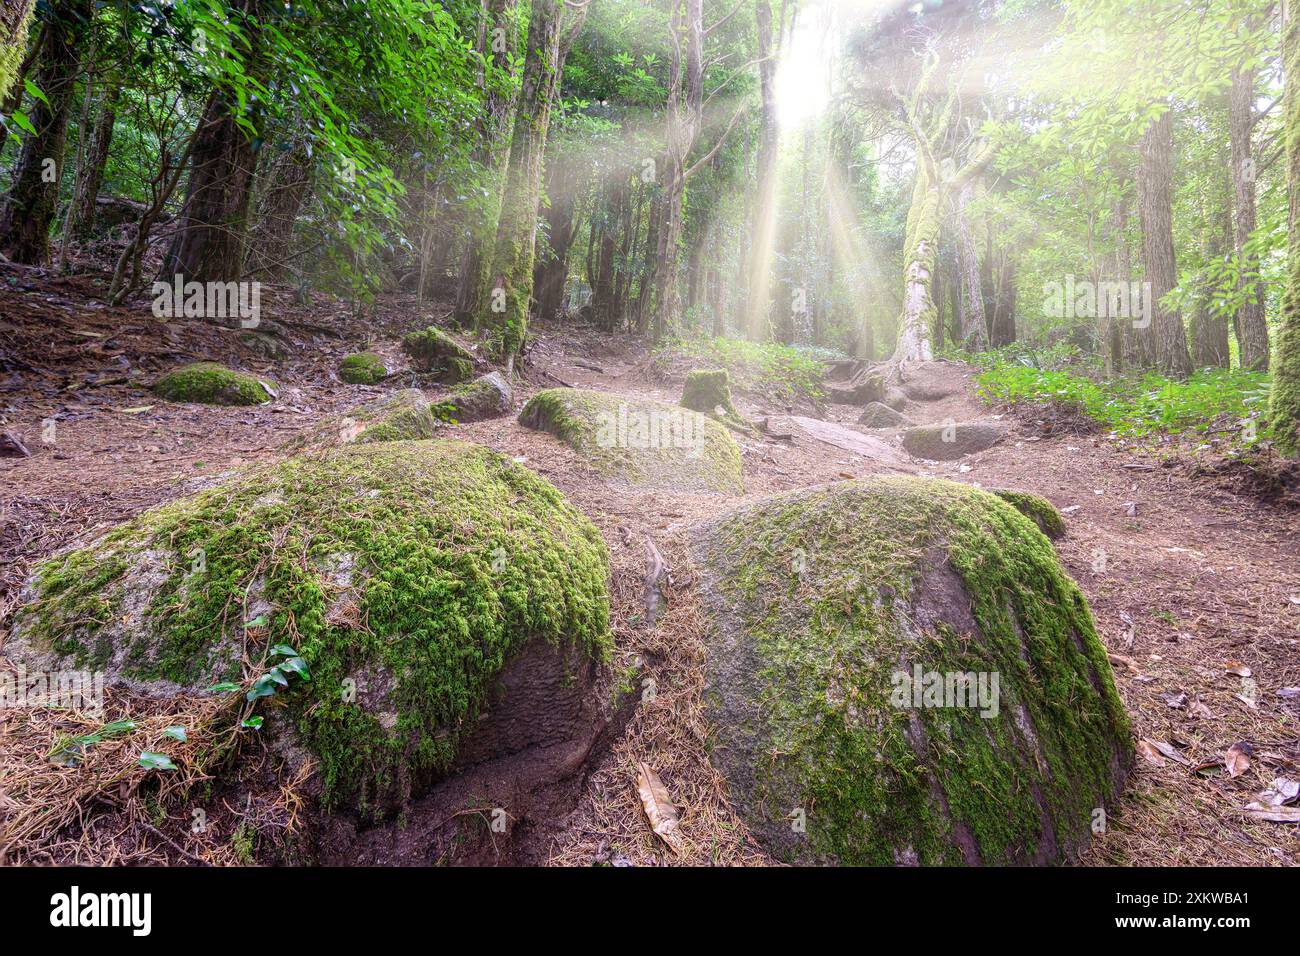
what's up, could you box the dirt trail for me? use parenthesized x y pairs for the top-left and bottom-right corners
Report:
(2, 291), (1298, 866)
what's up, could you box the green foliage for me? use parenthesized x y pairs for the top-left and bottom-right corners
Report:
(655, 336), (826, 405)
(975, 351), (1270, 440)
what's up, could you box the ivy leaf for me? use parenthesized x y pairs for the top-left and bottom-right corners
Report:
(277, 656), (311, 681)
(268, 643), (298, 657)
(139, 751), (177, 771)
(207, 681), (241, 694)
(246, 674), (279, 700)
(162, 726), (187, 742)
(241, 716), (264, 730)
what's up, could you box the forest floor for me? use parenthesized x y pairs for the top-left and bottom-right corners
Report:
(2, 266), (1298, 866)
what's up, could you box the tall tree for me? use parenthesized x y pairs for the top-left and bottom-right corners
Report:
(1229, 55), (1271, 370)
(1273, 0), (1300, 455)
(1136, 106), (1193, 378)
(480, 0), (586, 366)
(0, 0), (93, 263)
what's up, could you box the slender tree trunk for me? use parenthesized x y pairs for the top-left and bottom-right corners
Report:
(955, 183), (988, 350)
(533, 156), (578, 323)
(1190, 154), (1232, 368)
(0, 0), (91, 264)
(246, 134), (314, 280)
(454, 0), (521, 327)
(743, 0), (779, 340)
(1137, 107), (1193, 379)
(1273, 3), (1300, 454)
(65, 82), (118, 242)
(1230, 64), (1270, 370)
(480, 0), (584, 364)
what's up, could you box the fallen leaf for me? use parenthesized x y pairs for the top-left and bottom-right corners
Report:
(1188, 699), (1215, 720)
(1107, 652), (1140, 673)
(1158, 691), (1188, 709)
(636, 761), (682, 854)
(1277, 687), (1300, 699)
(1242, 806), (1300, 823)
(1235, 692), (1258, 710)
(1225, 662), (1252, 678)
(1254, 777), (1300, 807)
(1225, 741), (1254, 778)
(118, 405), (154, 414)
(1136, 739), (1187, 767)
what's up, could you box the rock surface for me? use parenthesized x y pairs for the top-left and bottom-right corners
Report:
(902, 421), (1006, 459)
(858, 401), (914, 428)
(152, 362), (273, 406)
(5, 440), (614, 818)
(691, 477), (1131, 865)
(519, 387), (744, 495)
(443, 371), (513, 423)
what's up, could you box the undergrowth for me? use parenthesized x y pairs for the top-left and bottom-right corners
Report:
(654, 336), (830, 405)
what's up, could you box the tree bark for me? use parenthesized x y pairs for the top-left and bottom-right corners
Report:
(1137, 107), (1193, 379)
(66, 82), (118, 242)
(742, 0), (779, 341)
(480, 0), (584, 364)
(0, 0), (35, 104)
(454, 0), (521, 328)
(1190, 152), (1232, 368)
(955, 183), (988, 350)
(1230, 64), (1270, 370)
(246, 133), (315, 280)
(0, 0), (91, 264)
(1272, 3), (1300, 454)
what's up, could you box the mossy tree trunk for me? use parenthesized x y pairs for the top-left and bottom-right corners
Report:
(0, 0), (92, 264)
(532, 152), (579, 323)
(453, 0), (520, 328)
(741, 0), (779, 342)
(1230, 58), (1270, 371)
(480, 0), (586, 365)
(0, 0), (34, 104)
(1137, 106), (1193, 379)
(955, 182), (987, 350)
(1273, 4), (1300, 455)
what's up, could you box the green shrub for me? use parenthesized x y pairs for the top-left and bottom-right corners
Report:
(654, 336), (828, 405)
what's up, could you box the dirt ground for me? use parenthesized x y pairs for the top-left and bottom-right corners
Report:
(2, 270), (1298, 866)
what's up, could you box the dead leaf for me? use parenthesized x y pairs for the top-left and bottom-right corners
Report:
(118, 405), (154, 414)
(1158, 691), (1188, 709)
(1188, 698), (1214, 720)
(1225, 662), (1252, 678)
(1254, 777), (1300, 807)
(636, 761), (682, 853)
(1277, 687), (1300, 699)
(1241, 806), (1300, 823)
(1108, 652), (1140, 673)
(1225, 741), (1254, 778)
(1137, 738), (1184, 767)
(1235, 692), (1258, 710)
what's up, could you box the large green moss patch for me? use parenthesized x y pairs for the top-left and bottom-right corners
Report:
(691, 477), (1130, 865)
(153, 362), (273, 406)
(8, 440), (612, 814)
(519, 387), (744, 495)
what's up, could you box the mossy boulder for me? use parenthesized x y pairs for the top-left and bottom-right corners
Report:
(5, 440), (613, 815)
(681, 368), (752, 432)
(444, 371), (513, 423)
(339, 352), (387, 385)
(992, 489), (1065, 539)
(152, 362), (273, 406)
(519, 387), (744, 495)
(402, 326), (475, 383)
(691, 477), (1130, 865)
(902, 421), (1006, 460)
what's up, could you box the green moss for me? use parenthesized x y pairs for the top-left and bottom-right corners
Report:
(694, 477), (1130, 865)
(992, 489), (1066, 539)
(152, 362), (272, 406)
(681, 368), (753, 433)
(339, 352), (387, 385)
(0, 1), (33, 104)
(20, 441), (612, 816)
(402, 326), (475, 382)
(520, 387), (744, 495)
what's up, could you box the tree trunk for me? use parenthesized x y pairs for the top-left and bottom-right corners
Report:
(1230, 64), (1270, 371)
(1190, 154), (1232, 368)
(66, 82), (118, 242)
(743, 0), (778, 340)
(480, 0), (584, 363)
(453, 0), (521, 328)
(1137, 107), (1193, 379)
(0, 0), (91, 264)
(891, 162), (941, 363)
(955, 183), (988, 350)
(246, 134), (315, 280)
(989, 251), (1017, 348)
(1273, 4), (1300, 454)
(532, 157), (578, 323)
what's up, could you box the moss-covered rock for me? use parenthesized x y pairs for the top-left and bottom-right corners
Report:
(339, 352), (387, 385)
(992, 489), (1066, 539)
(152, 362), (273, 406)
(282, 389), (440, 452)
(858, 401), (914, 428)
(444, 371), (513, 423)
(691, 477), (1130, 865)
(519, 387), (744, 495)
(681, 368), (752, 432)
(402, 326), (475, 383)
(6, 440), (613, 815)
